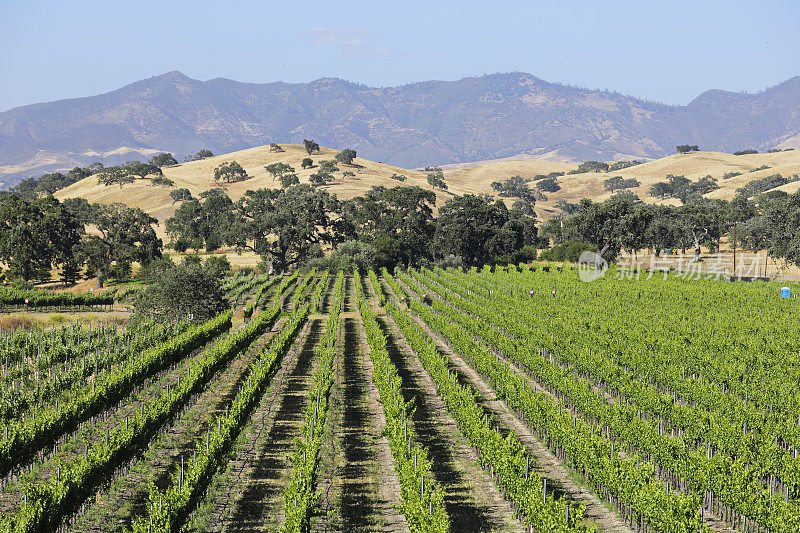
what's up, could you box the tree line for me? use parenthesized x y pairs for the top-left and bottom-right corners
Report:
(166, 184), (540, 272)
(0, 195), (160, 286)
(11, 151), (213, 197)
(543, 188), (800, 266)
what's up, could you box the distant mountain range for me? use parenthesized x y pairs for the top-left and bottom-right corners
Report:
(1, 71), (799, 186)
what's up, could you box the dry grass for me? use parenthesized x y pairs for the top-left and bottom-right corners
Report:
(56, 144), (455, 240)
(0, 315), (35, 331)
(55, 145), (800, 231)
(0, 311), (131, 332)
(442, 150), (800, 217)
(166, 251), (262, 269)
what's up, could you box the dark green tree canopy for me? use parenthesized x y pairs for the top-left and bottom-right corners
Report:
(166, 194), (237, 253)
(648, 174), (718, 204)
(344, 185), (436, 268)
(490, 176), (537, 202)
(81, 203), (162, 287)
(234, 185), (340, 271)
(608, 160), (642, 171)
(97, 168), (136, 188)
(150, 176), (175, 187)
(303, 139), (320, 154)
(199, 188), (229, 199)
(427, 171), (448, 190)
(335, 148), (357, 165)
(575, 161), (610, 173)
(318, 160), (339, 173)
(213, 161), (249, 184)
(279, 173), (300, 188)
(264, 162), (295, 180)
(148, 153), (178, 167)
(170, 188), (194, 204)
(134, 259), (228, 323)
(433, 194), (536, 267)
(736, 174), (798, 199)
(186, 149), (214, 162)
(603, 176), (641, 192)
(536, 177), (561, 193)
(556, 195), (647, 261)
(124, 161), (163, 179)
(0, 194), (83, 282)
(309, 171), (333, 187)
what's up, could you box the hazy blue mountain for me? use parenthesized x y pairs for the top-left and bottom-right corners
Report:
(1, 71), (798, 185)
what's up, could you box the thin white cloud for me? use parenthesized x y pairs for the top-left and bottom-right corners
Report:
(302, 27), (394, 57)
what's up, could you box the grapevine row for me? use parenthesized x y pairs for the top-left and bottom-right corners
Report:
(388, 269), (706, 532)
(132, 299), (311, 532)
(1, 305), (280, 533)
(282, 270), (343, 532)
(354, 270), (450, 533)
(0, 312), (233, 479)
(375, 272), (593, 532)
(416, 266), (800, 530)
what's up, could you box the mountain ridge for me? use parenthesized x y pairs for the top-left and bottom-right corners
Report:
(2, 71), (799, 186)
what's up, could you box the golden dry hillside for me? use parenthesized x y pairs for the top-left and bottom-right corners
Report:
(443, 149), (800, 217)
(55, 144), (449, 239)
(56, 144), (800, 241)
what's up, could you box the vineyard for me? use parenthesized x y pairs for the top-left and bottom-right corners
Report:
(0, 266), (796, 532)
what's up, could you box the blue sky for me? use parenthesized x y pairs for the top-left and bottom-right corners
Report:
(1, 0), (798, 111)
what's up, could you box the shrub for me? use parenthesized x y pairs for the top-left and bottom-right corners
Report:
(494, 245), (538, 265)
(749, 165), (771, 173)
(150, 176), (175, 187)
(133, 260), (228, 323)
(312, 241), (378, 272)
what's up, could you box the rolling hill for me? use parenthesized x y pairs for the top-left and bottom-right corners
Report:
(54, 143), (800, 242)
(4, 71), (800, 186)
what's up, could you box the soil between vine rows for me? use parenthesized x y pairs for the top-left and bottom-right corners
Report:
(221, 317), (323, 531)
